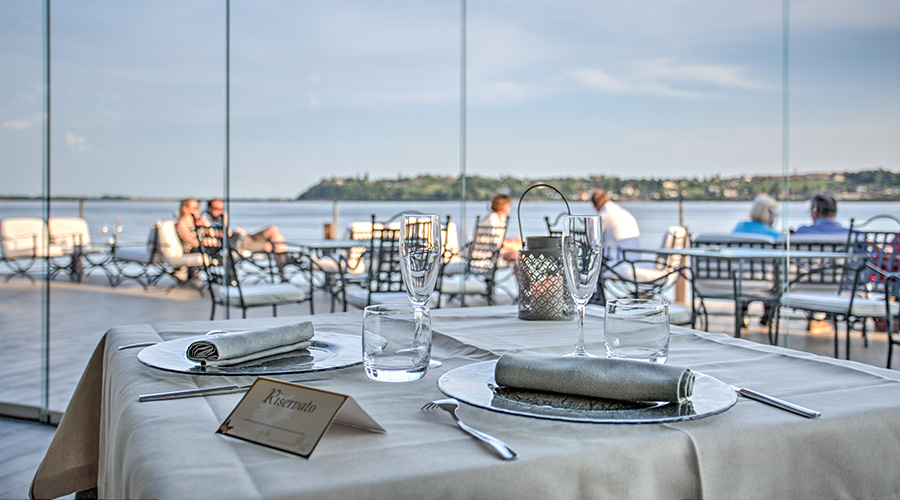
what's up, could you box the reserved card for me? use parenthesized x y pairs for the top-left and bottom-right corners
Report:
(217, 376), (385, 458)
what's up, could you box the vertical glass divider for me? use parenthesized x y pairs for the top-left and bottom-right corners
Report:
(40, 0), (51, 417)
(779, 0), (791, 347)
(223, 0), (232, 319)
(459, 0), (467, 296)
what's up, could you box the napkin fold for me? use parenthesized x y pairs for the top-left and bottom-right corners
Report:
(494, 353), (694, 403)
(186, 322), (314, 367)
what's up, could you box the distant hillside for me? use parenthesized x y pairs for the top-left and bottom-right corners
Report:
(297, 169), (900, 202)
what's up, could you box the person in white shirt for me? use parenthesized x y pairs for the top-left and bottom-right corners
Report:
(591, 189), (641, 259)
(478, 194), (521, 262)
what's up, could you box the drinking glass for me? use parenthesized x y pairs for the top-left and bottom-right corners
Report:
(399, 213), (443, 367)
(362, 303), (431, 382)
(561, 215), (602, 356)
(604, 298), (670, 363)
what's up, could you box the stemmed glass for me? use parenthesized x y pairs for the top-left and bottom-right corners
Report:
(561, 214), (603, 357)
(399, 213), (443, 367)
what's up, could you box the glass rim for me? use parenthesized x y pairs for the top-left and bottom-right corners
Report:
(605, 298), (668, 309)
(363, 303), (430, 313)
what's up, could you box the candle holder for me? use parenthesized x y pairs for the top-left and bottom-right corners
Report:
(515, 184), (576, 321)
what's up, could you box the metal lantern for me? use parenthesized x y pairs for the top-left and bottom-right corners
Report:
(515, 184), (576, 321)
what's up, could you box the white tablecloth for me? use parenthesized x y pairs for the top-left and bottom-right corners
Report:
(31, 306), (900, 499)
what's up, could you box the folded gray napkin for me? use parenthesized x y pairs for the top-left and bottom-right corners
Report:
(186, 323), (314, 367)
(494, 353), (694, 403)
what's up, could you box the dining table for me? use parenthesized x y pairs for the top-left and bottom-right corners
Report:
(287, 239), (369, 312)
(30, 305), (900, 500)
(637, 247), (858, 339)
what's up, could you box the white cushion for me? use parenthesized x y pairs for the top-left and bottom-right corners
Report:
(155, 220), (183, 259)
(1, 217), (47, 258)
(215, 283), (310, 307)
(440, 276), (490, 295)
(115, 246), (153, 264)
(163, 253), (204, 268)
(311, 255), (366, 275)
(781, 292), (899, 318)
(441, 261), (467, 276)
(48, 217), (91, 249)
(603, 262), (672, 283)
(668, 304), (693, 325)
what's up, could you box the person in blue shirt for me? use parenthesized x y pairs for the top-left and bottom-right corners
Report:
(793, 193), (848, 235)
(733, 194), (780, 239)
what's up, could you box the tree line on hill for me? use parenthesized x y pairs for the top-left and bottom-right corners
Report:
(297, 168), (899, 202)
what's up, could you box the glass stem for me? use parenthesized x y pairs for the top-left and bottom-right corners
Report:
(574, 304), (587, 355)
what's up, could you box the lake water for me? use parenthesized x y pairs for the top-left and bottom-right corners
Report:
(1, 199), (898, 249)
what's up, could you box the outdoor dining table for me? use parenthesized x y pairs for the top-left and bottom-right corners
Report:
(31, 305), (900, 500)
(639, 247), (857, 338)
(286, 239), (369, 312)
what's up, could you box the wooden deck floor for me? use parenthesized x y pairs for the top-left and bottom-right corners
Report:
(0, 273), (895, 499)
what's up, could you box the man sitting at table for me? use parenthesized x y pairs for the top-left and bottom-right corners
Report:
(206, 199), (291, 281)
(591, 188), (641, 260)
(793, 193), (848, 235)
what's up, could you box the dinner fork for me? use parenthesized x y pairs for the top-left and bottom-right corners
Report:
(421, 398), (517, 460)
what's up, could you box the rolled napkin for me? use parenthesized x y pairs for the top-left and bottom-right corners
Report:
(494, 353), (694, 403)
(186, 322), (314, 367)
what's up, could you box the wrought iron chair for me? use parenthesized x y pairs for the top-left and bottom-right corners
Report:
(865, 264), (900, 368)
(689, 232), (780, 337)
(598, 225), (694, 326)
(47, 216), (116, 284)
(437, 214), (508, 307)
(344, 214), (409, 308)
(544, 212), (567, 238)
(196, 226), (313, 319)
(1, 217), (50, 282)
(778, 217), (900, 358)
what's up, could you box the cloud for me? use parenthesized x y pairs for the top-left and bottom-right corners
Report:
(65, 132), (90, 154)
(2, 113), (43, 131)
(570, 59), (771, 98)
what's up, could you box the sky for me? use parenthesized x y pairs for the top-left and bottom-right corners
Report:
(1, 0), (898, 199)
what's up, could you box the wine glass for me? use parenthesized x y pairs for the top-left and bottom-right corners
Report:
(399, 213), (443, 367)
(561, 214), (602, 357)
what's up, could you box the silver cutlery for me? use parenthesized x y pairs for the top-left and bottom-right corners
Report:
(118, 341), (157, 350)
(422, 398), (517, 460)
(139, 377), (331, 402)
(730, 385), (821, 419)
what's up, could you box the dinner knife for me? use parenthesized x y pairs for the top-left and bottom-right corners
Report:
(731, 386), (821, 419)
(139, 377), (330, 402)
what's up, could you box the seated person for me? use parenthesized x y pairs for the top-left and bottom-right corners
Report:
(794, 193), (847, 235)
(733, 194), (780, 239)
(591, 188), (640, 260)
(478, 194), (521, 263)
(206, 199), (291, 281)
(175, 198), (209, 254)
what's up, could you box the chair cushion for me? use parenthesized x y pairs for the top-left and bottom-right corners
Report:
(1, 217), (47, 258)
(780, 292), (899, 318)
(440, 276), (490, 295)
(441, 261), (466, 276)
(48, 217), (91, 248)
(668, 304), (693, 326)
(155, 220), (184, 259)
(164, 253), (205, 268)
(114, 246), (153, 264)
(603, 262), (671, 283)
(215, 283), (310, 307)
(311, 255), (366, 275)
